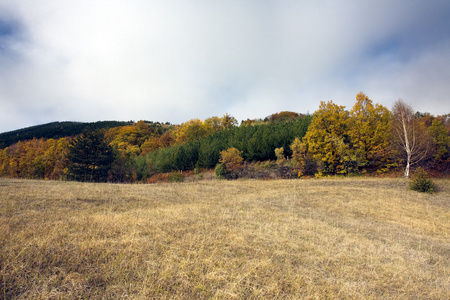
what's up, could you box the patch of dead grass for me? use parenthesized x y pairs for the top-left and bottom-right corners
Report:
(0, 177), (449, 299)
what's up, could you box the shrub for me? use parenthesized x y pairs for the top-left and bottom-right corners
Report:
(254, 160), (276, 171)
(410, 167), (435, 193)
(290, 137), (305, 166)
(314, 170), (324, 179)
(277, 166), (294, 179)
(147, 173), (169, 183)
(169, 171), (184, 182)
(215, 163), (227, 179)
(275, 147), (285, 165)
(219, 147), (244, 172)
(290, 137), (318, 175)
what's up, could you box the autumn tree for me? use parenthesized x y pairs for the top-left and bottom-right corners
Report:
(303, 100), (349, 174)
(391, 99), (430, 177)
(347, 92), (392, 173)
(32, 138), (69, 180)
(0, 148), (7, 176)
(204, 116), (223, 132)
(219, 147), (244, 171)
(140, 131), (175, 155)
(67, 130), (115, 182)
(174, 119), (212, 144)
(50, 138), (70, 179)
(428, 119), (450, 162)
(220, 113), (238, 129)
(0, 137), (69, 180)
(108, 121), (153, 156)
(106, 121), (158, 182)
(269, 111), (300, 122)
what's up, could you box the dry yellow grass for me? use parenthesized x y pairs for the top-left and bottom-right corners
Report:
(0, 177), (449, 299)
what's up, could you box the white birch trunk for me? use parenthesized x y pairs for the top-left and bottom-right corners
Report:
(402, 110), (411, 178)
(393, 99), (429, 178)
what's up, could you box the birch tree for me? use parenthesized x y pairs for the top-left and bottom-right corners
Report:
(391, 99), (430, 177)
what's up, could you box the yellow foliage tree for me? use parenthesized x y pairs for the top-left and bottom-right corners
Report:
(290, 137), (306, 167)
(174, 114), (237, 145)
(303, 100), (349, 174)
(0, 137), (70, 179)
(219, 147), (244, 172)
(347, 92), (392, 172)
(204, 116), (222, 132)
(174, 119), (212, 144)
(204, 114), (237, 131)
(108, 121), (151, 156)
(221, 113), (238, 129)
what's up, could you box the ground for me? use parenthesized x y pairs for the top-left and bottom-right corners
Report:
(1, 177), (449, 299)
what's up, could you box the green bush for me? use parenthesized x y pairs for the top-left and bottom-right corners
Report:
(168, 172), (184, 182)
(215, 163), (227, 179)
(410, 167), (435, 193)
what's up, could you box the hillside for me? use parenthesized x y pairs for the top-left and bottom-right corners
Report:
(1, 177), (449, 298)
(0, 120), (134, 148)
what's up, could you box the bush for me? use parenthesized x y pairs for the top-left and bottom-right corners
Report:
(215, 163), (227, 179)
(219, 147), (244, 172)
(147, 173), (169, 183)
(275, 147), (285, 165)
(410, 167), (435, 193)
(169, 171), (184, 182)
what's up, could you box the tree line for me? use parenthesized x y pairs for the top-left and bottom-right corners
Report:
(0, 93), (448, 182)
(295, 94), (449, 177)
(139, 116), (312, 180)
(211, 94), (449, 180)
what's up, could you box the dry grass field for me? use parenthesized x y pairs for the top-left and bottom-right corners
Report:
(1, 177), (449, 299)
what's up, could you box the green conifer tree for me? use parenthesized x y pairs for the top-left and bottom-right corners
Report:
(67, 130), (115, 182)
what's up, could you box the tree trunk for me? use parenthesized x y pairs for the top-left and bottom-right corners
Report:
(404, 157), (410, 178)
(402, 111), (411, 178)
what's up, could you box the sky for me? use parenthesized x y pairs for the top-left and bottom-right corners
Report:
(1, 0), (450, 133)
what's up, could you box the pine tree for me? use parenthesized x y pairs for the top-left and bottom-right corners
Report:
(67, 130), (115, 182)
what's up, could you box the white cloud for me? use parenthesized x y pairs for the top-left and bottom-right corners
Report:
(0, 0), (449, 132)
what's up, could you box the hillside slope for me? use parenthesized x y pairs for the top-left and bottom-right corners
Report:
(0, 121), (133, 148)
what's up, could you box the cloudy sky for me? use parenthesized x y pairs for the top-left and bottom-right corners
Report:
(0, 0), (450, 133)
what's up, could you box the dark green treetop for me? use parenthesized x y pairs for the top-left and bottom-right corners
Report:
(67, 129), (115, 182)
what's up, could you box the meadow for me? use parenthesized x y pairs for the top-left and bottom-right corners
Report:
(1, 177), (449, 299)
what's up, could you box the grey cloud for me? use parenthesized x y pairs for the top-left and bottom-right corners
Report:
(0, 0), (449, 132)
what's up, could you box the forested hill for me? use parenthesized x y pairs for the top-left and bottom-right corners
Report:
(0, 95), (448, 182)
(0, 121), (133, 148)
